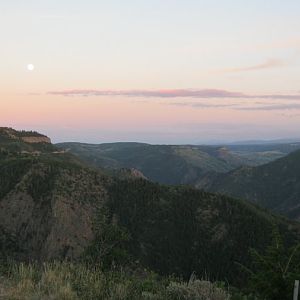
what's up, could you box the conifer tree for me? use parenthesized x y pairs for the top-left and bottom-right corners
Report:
(246, 229), (300, 300)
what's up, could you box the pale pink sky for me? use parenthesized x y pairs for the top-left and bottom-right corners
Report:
(1, 1), (300, 143)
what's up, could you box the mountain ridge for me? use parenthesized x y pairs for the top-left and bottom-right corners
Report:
(203, 149), (300, 220)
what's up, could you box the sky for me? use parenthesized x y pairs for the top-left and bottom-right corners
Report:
(1, 0), (300, 144)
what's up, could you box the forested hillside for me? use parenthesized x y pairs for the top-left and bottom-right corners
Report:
(57, 141), (300, 187)
(56, 142), (245, 185)
(204, 149), (300, 220)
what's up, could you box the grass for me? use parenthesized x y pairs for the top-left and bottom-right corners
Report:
(0, 261), (241, 300)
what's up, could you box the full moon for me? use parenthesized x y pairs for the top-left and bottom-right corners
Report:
(27, 64), (35, 71)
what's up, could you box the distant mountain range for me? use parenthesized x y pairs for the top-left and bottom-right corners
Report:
(56, 141), (300, 185)
(2, 127), (299, 286)
(56, 142), (245, 185)
(55, 140), (300, 221)
(221, 138), (300, 145)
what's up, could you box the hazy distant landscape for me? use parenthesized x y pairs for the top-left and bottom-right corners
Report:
(57, 140), (300, 182)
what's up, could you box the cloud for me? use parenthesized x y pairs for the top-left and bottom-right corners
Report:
(167, 101), (300, 112)
(238, 103), (300, 111)
(223, 59), (284, 73)
(48, 89), (246, 98)
(253, 94), (300, 100)
(278, 112), (300, 118)
(169, 102), (237, 109)
(48, 87), (300, 112)
(48, 88), (300, 101)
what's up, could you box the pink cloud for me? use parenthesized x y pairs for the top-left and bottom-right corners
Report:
(48, 89), (246, 98)
(238, 103), (300, 111)
(48, 88), (300, 100)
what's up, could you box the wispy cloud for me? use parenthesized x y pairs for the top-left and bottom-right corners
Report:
(48, 89), (245, 98)
(168, 101), (300, 112)
(253, 94), (300, 100)
(48, 88), (300, 100)
(169, 102), (237, 109)
(278, 112), (300, 118)
(223, 59), (284, 73)
(238, 103), (300, 111)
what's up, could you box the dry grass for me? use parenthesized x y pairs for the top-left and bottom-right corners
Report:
(0, 262), (235, 300)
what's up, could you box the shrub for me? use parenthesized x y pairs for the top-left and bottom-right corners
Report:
(166, 277), (230, 300)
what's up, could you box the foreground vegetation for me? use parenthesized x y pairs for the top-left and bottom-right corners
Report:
(0, 262), (233, 300)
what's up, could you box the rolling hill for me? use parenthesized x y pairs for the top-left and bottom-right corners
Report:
(57, 141), (300, 187)
(226, 142), (300, 166)
(56, 142), (246, 185)
(204, 149), (300, 220)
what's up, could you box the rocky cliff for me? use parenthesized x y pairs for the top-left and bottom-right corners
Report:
(0, 159), (108, 261)
(21, 136), (51, 144)
(0, 127), (51, 144)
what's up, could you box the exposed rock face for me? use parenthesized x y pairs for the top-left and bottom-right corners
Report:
(0, 127), (51, 144)
(0, 162), (107, 261)
(0, 192), (98, 260)
(129, 168), (147, 179)
(21, 136), (51, 144)
(116, 168), (148, 180)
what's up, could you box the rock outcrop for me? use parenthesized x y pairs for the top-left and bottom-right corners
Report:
(0, 161), (107, 260)
(0, 127), (51, 144)
(21, 136), (51, 144)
